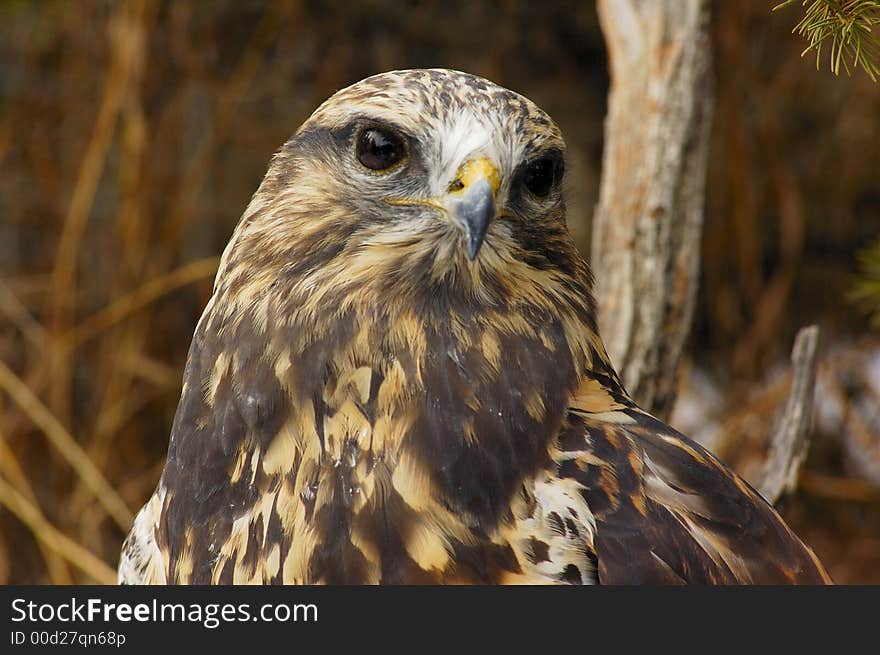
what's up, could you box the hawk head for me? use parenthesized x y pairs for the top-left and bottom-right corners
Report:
(304, 68), (565, 261)
(213, 69), (593, 331)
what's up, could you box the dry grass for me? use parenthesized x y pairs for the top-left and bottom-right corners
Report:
(0, 0), (878, 584)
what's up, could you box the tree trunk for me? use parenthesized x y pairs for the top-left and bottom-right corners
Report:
(592, 0), (713, 419)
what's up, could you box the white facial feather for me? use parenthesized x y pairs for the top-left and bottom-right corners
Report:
(429, 108), (523, 198)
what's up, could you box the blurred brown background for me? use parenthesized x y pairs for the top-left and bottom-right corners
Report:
(0, 0), (878, 584)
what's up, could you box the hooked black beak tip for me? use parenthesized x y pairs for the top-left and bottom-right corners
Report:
(466, 235), (482, 261)
(456, 178), (495, 261)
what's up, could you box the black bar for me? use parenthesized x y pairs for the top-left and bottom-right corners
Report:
(0, 585), (871, 651)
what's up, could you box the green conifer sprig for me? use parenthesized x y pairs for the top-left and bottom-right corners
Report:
(851, 238), (880, 327)
(774, 0), (880, 81)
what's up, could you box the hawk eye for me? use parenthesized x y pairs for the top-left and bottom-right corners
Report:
(356, 127), (406, 171)
(522, 155), (562, 198)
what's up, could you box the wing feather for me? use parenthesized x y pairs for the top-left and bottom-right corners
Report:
(558, 405), (831, 585)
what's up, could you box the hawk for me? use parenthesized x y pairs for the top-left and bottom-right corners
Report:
(120, 69), (830, 585)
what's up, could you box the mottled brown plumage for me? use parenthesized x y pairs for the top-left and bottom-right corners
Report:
(119, 69), (830, 585)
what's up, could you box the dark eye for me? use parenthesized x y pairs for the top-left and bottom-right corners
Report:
(356, 127), (406, 171)
(522, 156), (563, 197)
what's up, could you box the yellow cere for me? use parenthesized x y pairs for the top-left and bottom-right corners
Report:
(453, 157), (501, 195)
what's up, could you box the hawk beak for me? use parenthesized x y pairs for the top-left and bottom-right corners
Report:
(447, 157), (500, 260)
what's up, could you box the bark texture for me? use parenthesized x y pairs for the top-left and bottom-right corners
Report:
(757, 325), (820, 506)
(593, 0), (713, 418)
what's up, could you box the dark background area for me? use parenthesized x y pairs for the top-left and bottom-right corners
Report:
(0, 0), (878, 584)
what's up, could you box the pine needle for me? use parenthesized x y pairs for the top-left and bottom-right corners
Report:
(774, 0), (880, 81)
(850, 237), (880, 326)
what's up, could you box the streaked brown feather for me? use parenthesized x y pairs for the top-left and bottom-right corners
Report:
(557, 397), (830, 584)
